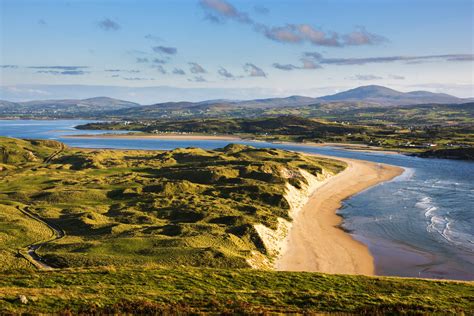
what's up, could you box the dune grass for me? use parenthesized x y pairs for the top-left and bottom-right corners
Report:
(0, 137), (472, 314)
(0, 137), (345, 270)
(0, 203), (52, 272)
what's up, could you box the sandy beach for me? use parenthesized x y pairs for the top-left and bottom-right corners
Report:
(276, 156), (403, 275)
(67, 133), (402, 155)
(66, 134), (242, 141)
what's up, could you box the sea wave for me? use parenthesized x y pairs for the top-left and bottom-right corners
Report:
(417, 195), (473, 252)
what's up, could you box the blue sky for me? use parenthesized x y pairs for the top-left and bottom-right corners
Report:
(0, 0), (473, 102)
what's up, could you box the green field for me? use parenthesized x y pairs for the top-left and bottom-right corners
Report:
(1, 266), (472, 314)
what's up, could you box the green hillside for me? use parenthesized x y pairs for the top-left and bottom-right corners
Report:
(0, 137), (344, 270)
(0, 267), (472, 314)
(0, 138), (63, 165)
(0, 137), (472, 314)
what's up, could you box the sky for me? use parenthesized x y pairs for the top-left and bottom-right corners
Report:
(0, 0), (473, 103)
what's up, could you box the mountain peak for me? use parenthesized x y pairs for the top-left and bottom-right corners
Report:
(318, 85), (463, 105)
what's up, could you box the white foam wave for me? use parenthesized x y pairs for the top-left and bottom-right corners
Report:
(417, 195), (474, 252)
(392, 167), (415, 182)
(416, 196), (438, 217)
(443, 221), (474, 251)
(417, 196), (443, 235)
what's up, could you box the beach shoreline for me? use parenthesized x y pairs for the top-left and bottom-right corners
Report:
(275, 156), (404, 275)
(64, 133), (402, 154)
(67, 132), (405, 275)
(65, 133), (242, 141)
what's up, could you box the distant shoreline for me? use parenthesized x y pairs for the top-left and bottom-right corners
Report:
(276, 156), (404, 275)
(64, 133), (242, 141)
(64, 133), (402, 155)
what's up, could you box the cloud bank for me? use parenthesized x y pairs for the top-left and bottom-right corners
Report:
(273, 53), (474, 71)
(303, 53), (474, 66)
(200, 0), (386, 47)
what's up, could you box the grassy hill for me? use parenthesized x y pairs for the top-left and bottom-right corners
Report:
(0, 138), (63, 165)
(0, 137), (344, 270)
(78, 116), (361, 139)
(0, 97), (139, 118)
(1, 266), (472, 314)
(0, 204), (52, 271)
(0, 137), (472, 314)
(312, 102), (474, 126)
(85, 100), (474, 121)
(318, 85), (467, 105)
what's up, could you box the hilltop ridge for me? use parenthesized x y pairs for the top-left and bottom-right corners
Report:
(318, 85), (466, 105)
(1, 85), (471, 119)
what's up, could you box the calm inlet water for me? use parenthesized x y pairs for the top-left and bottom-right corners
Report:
(1, 120), (473, 280)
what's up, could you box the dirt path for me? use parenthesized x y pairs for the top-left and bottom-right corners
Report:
(43, 142), (66, 163)
(16, 206), (65, 270)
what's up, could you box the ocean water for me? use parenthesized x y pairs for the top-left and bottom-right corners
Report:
(1, 119), (473, 280)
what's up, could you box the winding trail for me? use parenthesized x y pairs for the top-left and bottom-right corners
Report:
(3, 143), (68, 269)
(43, 142), (66, 164)
(16, 207), (65, 270)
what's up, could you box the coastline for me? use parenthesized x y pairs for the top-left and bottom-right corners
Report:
(65, 133), (403, 155)
(249, 168), (329, 269)
(270, 140), (403, 155)
(64, 133), (242, 141)
(60, 133), (474, 161)
(276, 156), (404, 275)
(4, 128), (471, 279)
(65, 132), (405, 275)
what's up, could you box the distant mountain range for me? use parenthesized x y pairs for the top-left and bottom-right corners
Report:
(317, 85), (469, 105)
(0, 97), (140, 117)
(0, 85), (471, 118)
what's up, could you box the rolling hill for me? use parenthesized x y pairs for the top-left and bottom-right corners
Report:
(233, 95), (319, 108)
(318, 85), (468, 105)
(0, 97), (139, 117)
(0, 85), (471, 118)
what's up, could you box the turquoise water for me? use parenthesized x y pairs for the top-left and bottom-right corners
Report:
(1, 119), (473, 280)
